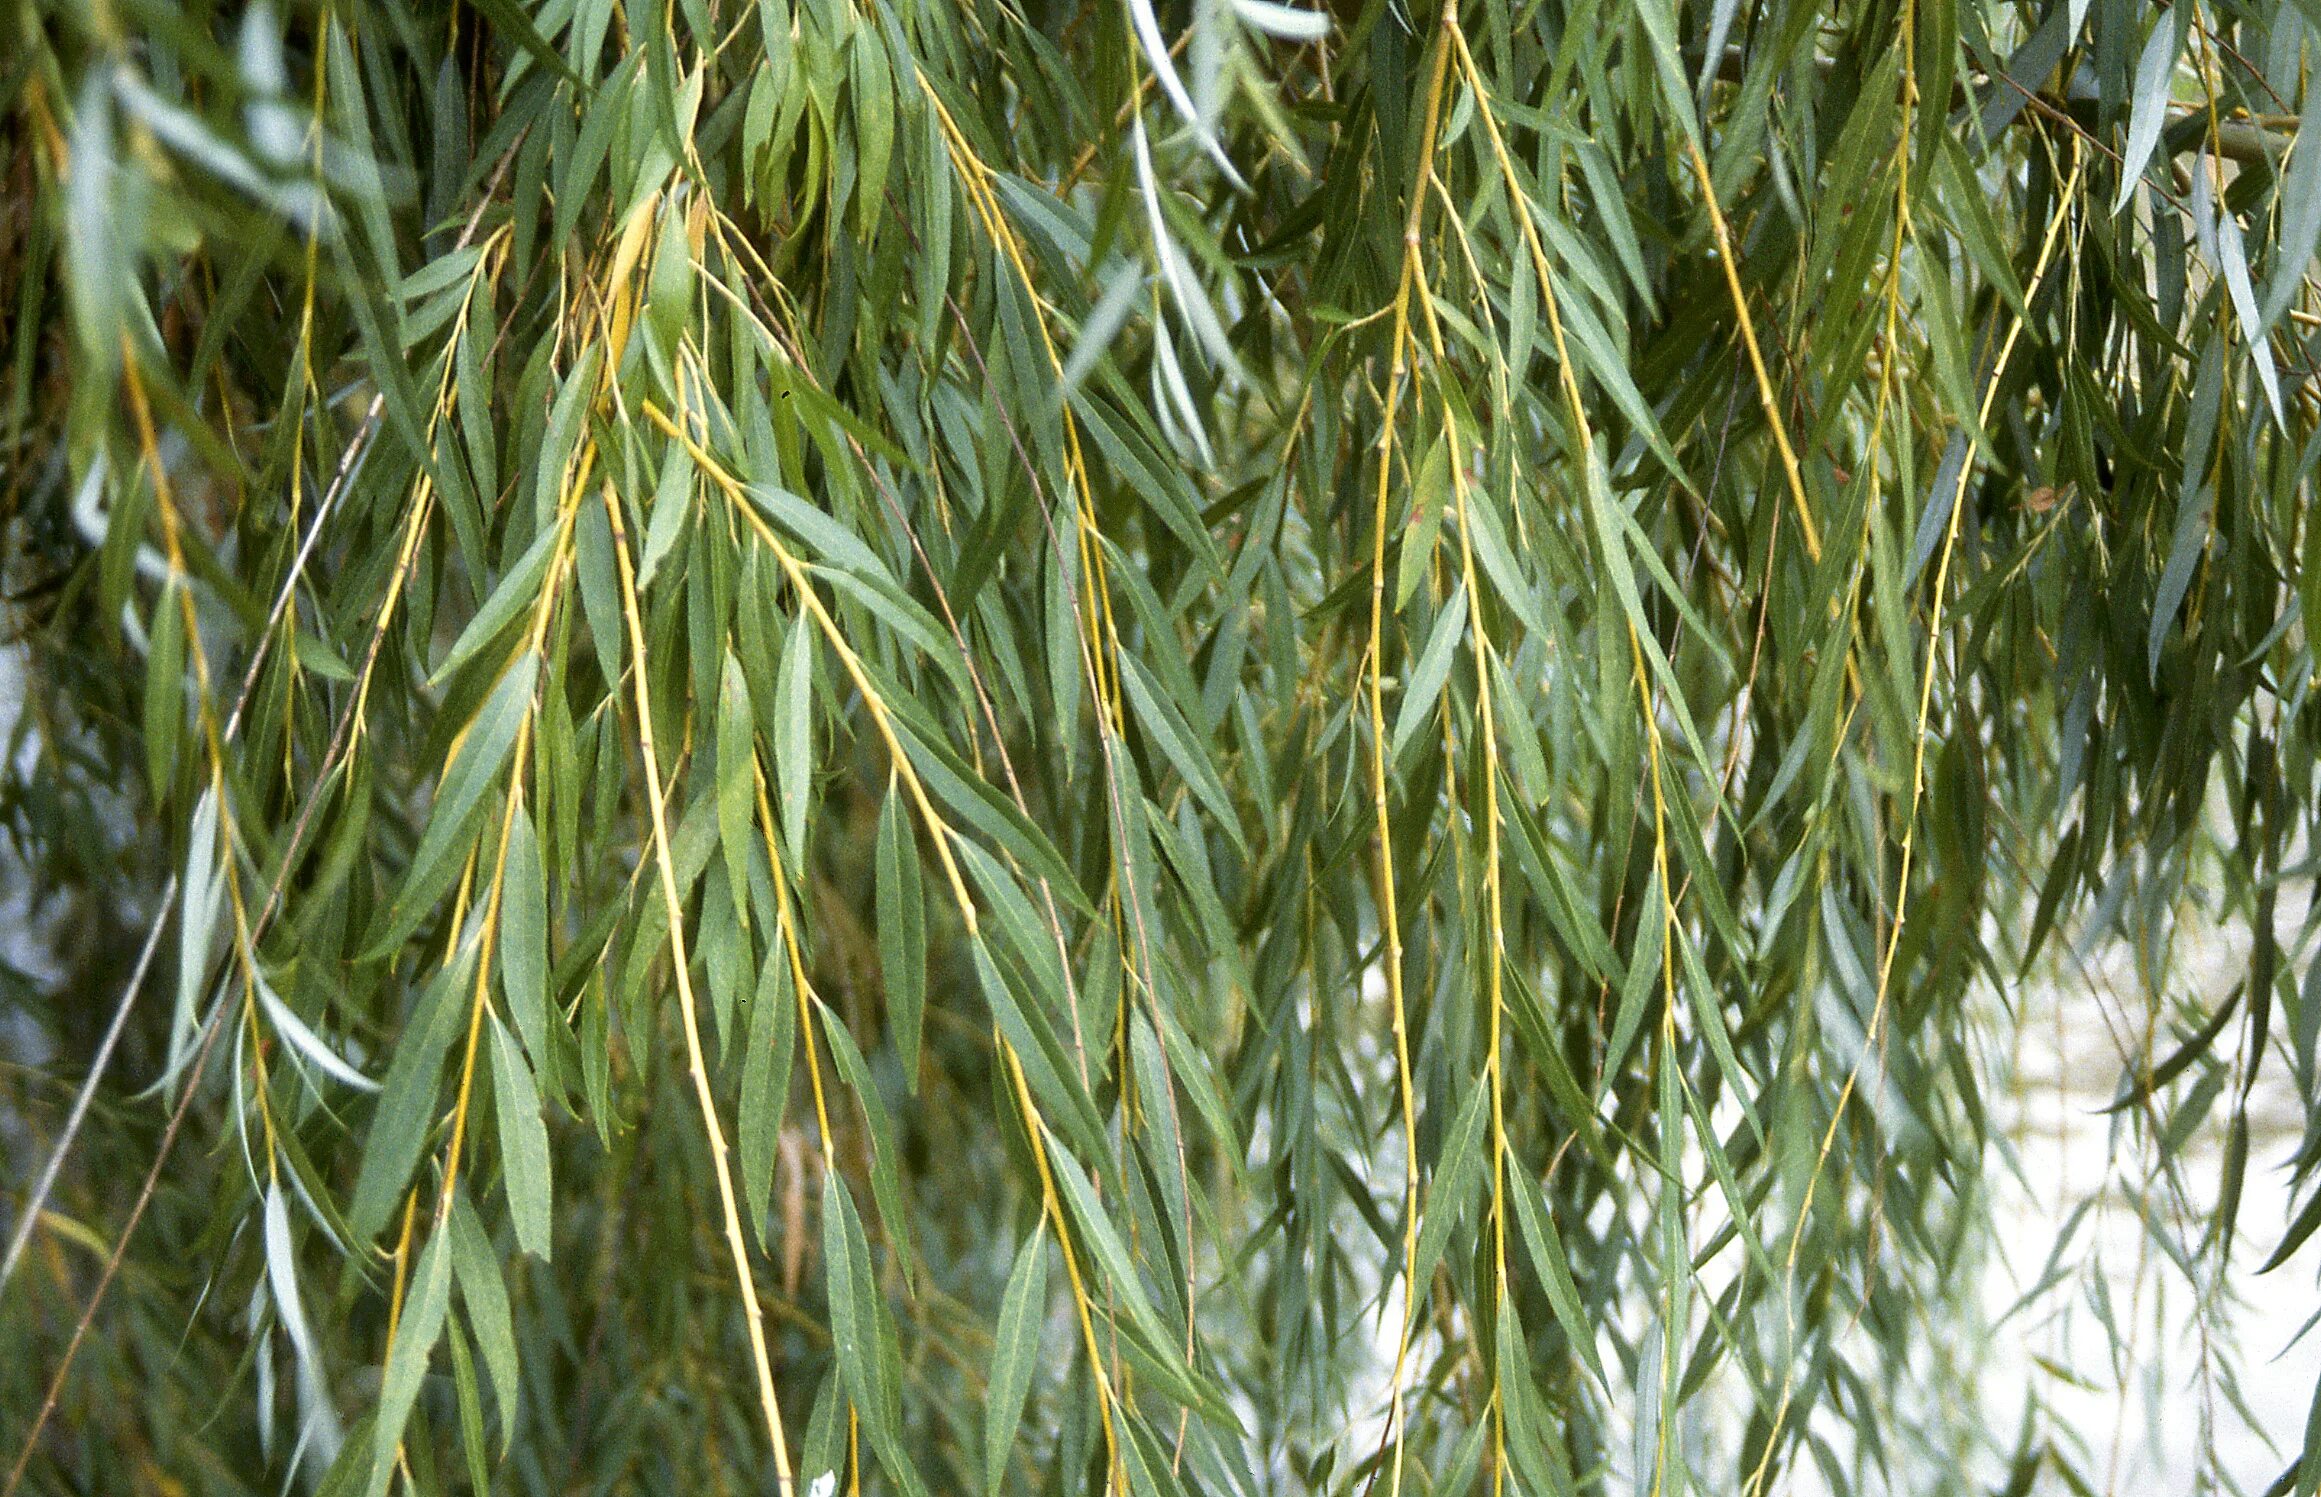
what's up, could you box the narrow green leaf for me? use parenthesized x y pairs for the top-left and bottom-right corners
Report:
(715, 651), (757, 928)
(1506, 1169), (1606, 1387)
(488, 1013), (553, 1260)
(255, 966), (377, 1093)
(1391, 582), (1467, 763)
(1042, 1125), (1174, 1354)
(348, 941), (476, 1241)
(738, 950), (796, 1252)
(366, 1230), (450, 1497)
(775, 616), (813, 870)
(429, 524), (556, 689)
(2148, 487), (2213, 683)
(1410, 1081), (1491, 1301)
(815, 1001), (913, 1271)
(1115, 651), (1243, 854)
(365, 654), (539, 961)
(821, 1172), (923, 1495)
(447, 1316), (489, 1495)
(2116, 9), (2185, 214)
(1395, 435), (1450, 610)
(143, 582), (184, 794)
(984, 1229), (1048, 1494)
(875, 785), (926, 1087)
(500, 809), (551, 1068)
(448, 1194), (520, 1453)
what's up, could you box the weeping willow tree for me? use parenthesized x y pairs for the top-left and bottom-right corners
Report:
(6, 0), (2321, 1489)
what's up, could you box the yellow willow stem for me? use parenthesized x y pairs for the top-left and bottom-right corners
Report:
(122, 347), (222, 764)
(677, 259), (1114, 1112)
(1370, 17), (1454, 1495)
(435, 455), (584, 1228)
(1808, 137), (2090, 1254)
(1406, 239), (1521, 1486)
(752, 768), (837, 1163)
(639, 401), (979, 940)
(1007, 1055), (1126, 1493)
(1682, 135), (1823, 562)
(348, 236), (503, 744)
(640, 396), (1128, 1490)
(867, 127), (1151, 1361)
(1738, 90), (1922, 1497)
(1454, 435), (1518, 1487)
(601, 479), (797, 1495)
(1744, 139), (2088, 1497)
(686, 212), (1191, 1412)
(1635, 625), (1684, 1497)
(1452, 31), (1688, 1489)
(915, 81), (1126, 734)
(376, 1190), (422, 1491)
(910, 115), (1159, 1306)
(128, 348), (276, 1166)
(913, 89), (1158, 1147)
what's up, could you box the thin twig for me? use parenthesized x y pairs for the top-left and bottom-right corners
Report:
(0, 392), (377, 1306)
(0, 871), (174, 1296)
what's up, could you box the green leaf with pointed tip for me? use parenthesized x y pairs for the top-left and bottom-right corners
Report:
(349, 942), (476, 1241)
(821, 1171), (925, 1496)
(1507, 1167), (1606, 1387)
(1395, 436), (1450, 610)
(984, 1228), (1048, 1494)
(774, 617), (813, 871)
(448, 1194), (520, 1452)
(875, 785), (926, 1086)
(1042, 1124), (1174, 1355)
(488, 1013), (553, 1260)
(2149, 486), (2213, 683)
(143, 582), (185, 795)
(1391, 583), (1466, 764)
(429, 527), (556, 689)
(715, 652), (757, 928)
(364, 655), (538, 961)
(2117, 9), (2187, 214)
(1409, 1079), (1491, 1302)
(738, 949), (797, 1252)
(367, 1229), (450, 1497)
(850, 33), (895, 239)
(814, 1000), (912, 1270)
(500, 810), (550, 1068)
(821, 1170), (886, 1426)
(1115, 651), (1243, 855)
(447, 1315), (489, 1495)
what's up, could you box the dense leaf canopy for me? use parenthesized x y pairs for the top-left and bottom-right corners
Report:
(5, 0), (2321, 1492)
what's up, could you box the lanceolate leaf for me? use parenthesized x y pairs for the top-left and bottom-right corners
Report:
(348, 940), (479, 1241)
(821, 1171), (924, 1495)
(448, 1194), (521, 1452)
(364, 654), (539, 960)
(498, 808), (551, 1067)
(487, 1013), (553, 1260)
(2117, 8), (2187, 214)
(715, 651), (757, 928)
(1409, 1079), (1491, 1299)
(774, 615), (814, 872)
(367, 1230), (451, 1497)
(738, 952), (798, 1252)
(983, 1228), (1048, 1494)
(875, 784), (927, 1087)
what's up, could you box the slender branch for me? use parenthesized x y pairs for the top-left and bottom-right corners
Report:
(602, 476), (797, 1493)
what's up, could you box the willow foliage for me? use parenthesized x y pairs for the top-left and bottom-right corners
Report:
(5, 0), (2321, 1490)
